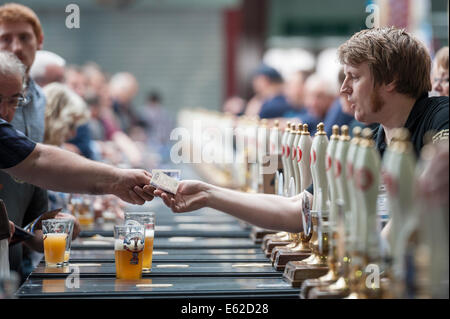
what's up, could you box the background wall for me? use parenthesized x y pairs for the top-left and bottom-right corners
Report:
(10, 0), (449, 113)
(16, 0), (238, 112)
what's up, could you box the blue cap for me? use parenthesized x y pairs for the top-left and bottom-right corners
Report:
(253, 64), (283, 83)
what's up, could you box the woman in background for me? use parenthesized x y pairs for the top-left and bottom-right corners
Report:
(43, 82), (90, 147)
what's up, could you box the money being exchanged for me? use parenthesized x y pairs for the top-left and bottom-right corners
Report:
(151, 169), (181, 181)
(150, 171), (180, 195)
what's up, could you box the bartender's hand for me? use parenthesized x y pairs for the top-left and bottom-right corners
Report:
(55, 212), (81, 240)
(8, 221), (15, 243)
(153, 180), (210, 213)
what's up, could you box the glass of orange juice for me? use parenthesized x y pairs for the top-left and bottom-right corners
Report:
(124, 212), (155, 271)
(42, 219), (71, 268)
(114, 224), (146, 280)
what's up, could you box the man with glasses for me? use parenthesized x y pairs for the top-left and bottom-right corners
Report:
(0, 84), (27, 122)
(0, 3), (50, 281)
(0, 51), (155, 278)
(431, 46), (449, 97)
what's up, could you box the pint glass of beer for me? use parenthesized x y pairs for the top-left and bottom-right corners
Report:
(124, 212), (155, 271)
(69, 194), (94, 227)
(42, 219), (71, 267)
(114, 224), (146, 279)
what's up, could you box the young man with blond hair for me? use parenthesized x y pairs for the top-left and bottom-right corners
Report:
(339, 27), (448, 154)
(152, 27), (448, 234)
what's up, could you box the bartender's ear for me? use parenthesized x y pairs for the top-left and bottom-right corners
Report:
(385, 80), (396, 93)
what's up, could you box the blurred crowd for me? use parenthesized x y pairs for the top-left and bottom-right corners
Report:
(31, 54), (174, 168)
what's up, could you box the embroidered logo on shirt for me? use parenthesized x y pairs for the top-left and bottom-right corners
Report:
(432, 129), (449, 143)
(11, 177), (25, 184)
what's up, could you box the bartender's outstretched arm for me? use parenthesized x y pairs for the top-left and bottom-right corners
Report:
(4, 143), (155, 205)
(152, 180), (310, 233)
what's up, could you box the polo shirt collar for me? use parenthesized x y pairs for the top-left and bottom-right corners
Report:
(374, 92), (428, 156)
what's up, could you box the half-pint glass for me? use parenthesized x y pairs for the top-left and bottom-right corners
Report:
(42, 219), (71, 267)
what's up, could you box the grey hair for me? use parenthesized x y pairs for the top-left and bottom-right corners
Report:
(29, 50), (66, 81)
(304, 72), (339, 97)
(0, 51), (26, 82)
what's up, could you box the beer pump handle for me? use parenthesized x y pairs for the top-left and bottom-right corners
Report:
(326, 125), (340, 225)
(299, 124), (312, 192)
(335, 125), (351, 206)
(353, 128), (381, 256)
(311, 123), (329, 213)
(346, 126), (362, 251)
(285, 124), (296, 196)
(292, 124), (302, 194)
(281, 123), (291, 195)
(269, 120), (282, 156)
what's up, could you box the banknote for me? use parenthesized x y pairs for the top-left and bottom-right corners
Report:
(150, 171), (180, 194)
(151, 169), (181, 181)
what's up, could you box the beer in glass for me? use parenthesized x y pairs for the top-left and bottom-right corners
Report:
(114, 224), (145, 279)
(42, 219), (71, 267)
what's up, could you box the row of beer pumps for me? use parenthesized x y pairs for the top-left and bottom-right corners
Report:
(252, 120), (448, 299)
(177, 110), (447, 298)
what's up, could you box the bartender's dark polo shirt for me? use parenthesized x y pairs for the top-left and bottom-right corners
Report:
(305, 94), (449, 195)
(0, 118), (36, 169)
(373, 94), (448, 158)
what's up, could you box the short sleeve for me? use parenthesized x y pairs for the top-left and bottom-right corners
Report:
(430, 99), (449, 142)
(0, 119), (36, 169)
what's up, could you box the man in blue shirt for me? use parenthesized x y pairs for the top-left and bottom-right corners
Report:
(296, 73), (337, 135)
(0, 50), (155, 273)
(251, 64), (294, 119)
(0, 3), (50, 279)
